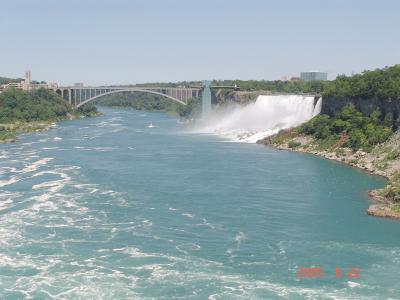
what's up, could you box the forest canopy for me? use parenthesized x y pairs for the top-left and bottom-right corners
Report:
(0, 88), (97, 123)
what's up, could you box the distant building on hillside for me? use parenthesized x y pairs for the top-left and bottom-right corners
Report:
(300, 71), (327, 81)
(0, 70), (58, 91)
(290, 77), (300, 81)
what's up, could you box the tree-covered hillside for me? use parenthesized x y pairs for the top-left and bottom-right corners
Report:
(0, 89), (73, 123)
(0, 88), (98, 141)
(322, 65), (400, 99)
(295, 65), (400, 151)
(0, 88), (98, 124)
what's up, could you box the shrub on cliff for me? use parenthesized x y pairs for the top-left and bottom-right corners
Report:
(77, 102), (99, 117)
(288, 140), (301, 149)
(177, 97), (200, 118)
(380, 172), (400, 202)
(299, 105), (392, 151)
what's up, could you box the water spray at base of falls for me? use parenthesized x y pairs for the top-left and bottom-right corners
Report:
(192, 95), (322, 143)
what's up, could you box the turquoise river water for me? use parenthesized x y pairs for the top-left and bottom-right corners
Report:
(0, 107), (399, 299)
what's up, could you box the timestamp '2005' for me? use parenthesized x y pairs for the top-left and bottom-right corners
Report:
(297, 267), (361, 279)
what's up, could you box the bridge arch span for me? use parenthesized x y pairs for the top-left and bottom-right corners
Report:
(75, 89), (187, 108)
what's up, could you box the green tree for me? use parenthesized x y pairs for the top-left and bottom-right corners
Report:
(369, 108), (382, 125)
(383, 112), (393, 127)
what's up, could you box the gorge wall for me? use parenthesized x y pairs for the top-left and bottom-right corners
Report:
(321, 97), (400, 122)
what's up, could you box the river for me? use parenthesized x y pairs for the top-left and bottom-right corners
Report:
(0, 107), (399, 299)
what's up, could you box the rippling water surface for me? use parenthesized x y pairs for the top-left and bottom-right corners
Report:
(1, 107), (399, 299)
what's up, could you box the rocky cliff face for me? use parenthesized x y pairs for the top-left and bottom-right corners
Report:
(321, 97), (400, 121)
(213, 90), (265, 105)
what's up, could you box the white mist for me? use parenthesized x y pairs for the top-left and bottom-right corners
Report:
(192, 95), (321, 143)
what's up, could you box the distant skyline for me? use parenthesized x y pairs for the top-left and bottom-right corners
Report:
(1, 0), (399, 86)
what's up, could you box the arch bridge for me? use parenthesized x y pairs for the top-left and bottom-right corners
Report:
(53, 81), (239, 116)
(53, 86), (202, 108)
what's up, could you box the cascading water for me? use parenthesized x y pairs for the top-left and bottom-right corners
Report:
(312, 97), (322, 117)
(193, 95), (322, 143)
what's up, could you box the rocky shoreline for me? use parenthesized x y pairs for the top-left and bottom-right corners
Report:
(257, 129), (400, 220)
(0, 112), (101, 144)
(0, 122), (54, 143)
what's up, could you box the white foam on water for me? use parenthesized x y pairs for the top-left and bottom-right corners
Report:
(74, 146), (116, 152)
(347, 281), (361, 288)
(0, 167), (17, 175)
(112, 246), (158, 258)
(42, 147), (61, 150)
(235, 232), (247, 249)
(195, 217), (218, 230)
(0, 253), (38, 269)
(0, 198), (13, 210)
(192, 95), (321, 143)
(0, 175), (20, 187)
(32, 172), (71, 193)
(21, 157), (53, 173)
(182, 212), (195, 218)
(31, 200), (58, 212)
(142, 219), (152, 227)
(176, 243), (201, 254)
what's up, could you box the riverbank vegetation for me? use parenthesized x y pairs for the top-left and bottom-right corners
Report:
(0, 88), (98, 142)
(176, 97), (201, 118)
(299, 105), (393, 151)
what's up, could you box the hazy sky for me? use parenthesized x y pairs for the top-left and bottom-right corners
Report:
(1, 0), (399, 85)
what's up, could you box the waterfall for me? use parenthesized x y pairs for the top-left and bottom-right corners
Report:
(192, 95), (321, 143)
(312, 97), (322, 117)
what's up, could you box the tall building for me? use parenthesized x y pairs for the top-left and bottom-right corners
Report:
(21, 69), (32, 90)
(25, 70), (31, 85)
(300, 71), (327, 81)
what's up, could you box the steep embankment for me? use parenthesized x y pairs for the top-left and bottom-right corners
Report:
(321, 97), (400, 121)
